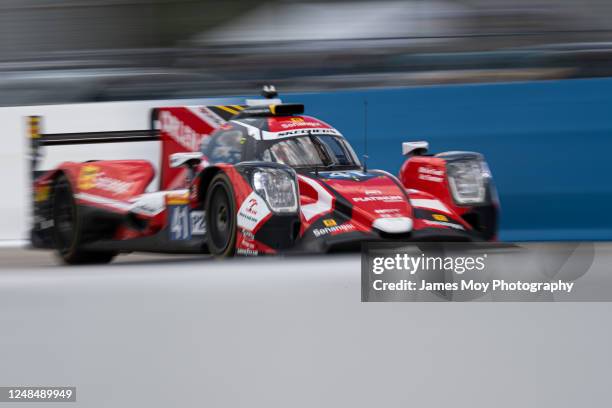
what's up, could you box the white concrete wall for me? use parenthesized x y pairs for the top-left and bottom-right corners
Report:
(0, 97), (239, 243)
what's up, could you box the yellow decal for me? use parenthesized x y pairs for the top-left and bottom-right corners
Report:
(290, 117), (304, 122)
(28, 116), (41, 139)
(323, 219), (337, 227)
(78, 165), (99, 190)
(432, 214), (448, 222)
(166, 192), (190, 206)
(34, 185), (50, 202)
(216, 105), (239, 115)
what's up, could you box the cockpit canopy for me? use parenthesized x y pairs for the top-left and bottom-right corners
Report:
(200, 120), (361, 170)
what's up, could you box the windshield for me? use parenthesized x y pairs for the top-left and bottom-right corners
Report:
(259, 135), (361, 168)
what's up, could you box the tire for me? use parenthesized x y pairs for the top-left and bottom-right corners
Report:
(52, 175), (117, 265)
(205, 173), (237, 257)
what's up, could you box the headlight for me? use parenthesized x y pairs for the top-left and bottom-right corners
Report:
(252, 168), (298, 213)
(446, 159), (489, 204)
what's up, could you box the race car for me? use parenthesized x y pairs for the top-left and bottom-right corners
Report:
(29, 88), (498, 264)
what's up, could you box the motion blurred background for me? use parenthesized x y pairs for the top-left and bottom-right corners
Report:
(3, 0), (612, 105)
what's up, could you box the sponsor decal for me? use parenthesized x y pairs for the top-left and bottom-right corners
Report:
(313, 223), (356, 237)
(322, 219), (337, 227)
(418, 166), (444, 183)
(238, 212), (258, 225)
(237, 248), (259, 256)
(353, 195), (404, 203)
(273, 128), (341, 138)
(241, 229), (255, 240)
(96, 176), (133, 195)
(159, 110), (204, 151)
(192, 106), (226, 128)
(78, 165), (133, 195)
(246, 198), (258, 215)
(432, 214), (448, 222)
(78, 165), (99, 190)
(237, 192), (271, 232)
(239, 235), (256, 250)
(375, 208), (400, 214)
(279, 119), (325, 129)
(374, 208), (402, 218)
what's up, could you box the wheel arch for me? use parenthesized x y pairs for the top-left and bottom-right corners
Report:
(196, 166), (224, 209)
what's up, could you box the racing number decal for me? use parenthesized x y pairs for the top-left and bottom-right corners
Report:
(167, 191), (197, 241)
(169, 207), (206, 240)
(166, 191), (206, 241)
(170, 205), (191, 240)
(190, 211), (206, 235)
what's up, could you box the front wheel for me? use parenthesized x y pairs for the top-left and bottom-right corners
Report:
(52, 175), (117, 265)
(205, 173), (237, 257)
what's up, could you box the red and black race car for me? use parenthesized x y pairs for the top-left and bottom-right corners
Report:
(30, 88), (498, 264)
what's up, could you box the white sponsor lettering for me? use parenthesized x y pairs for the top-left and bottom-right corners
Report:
(313, 223), (355, 237)
(375, 208), (400, 214)
(280, 121), (325, 129)
(418, 166), (444, 183)
(160, 110), (203, 151)
(353, 195), (404, 203)
(95, 175), (132, 195)
(260, 127), (341, 140)
(189, 106), (225, 128)
(237, 248), (259, 256)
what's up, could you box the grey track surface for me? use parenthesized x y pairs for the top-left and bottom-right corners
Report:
(0, 247), (611, 408)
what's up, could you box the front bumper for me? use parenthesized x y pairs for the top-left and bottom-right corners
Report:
(293, 227), (483, 254)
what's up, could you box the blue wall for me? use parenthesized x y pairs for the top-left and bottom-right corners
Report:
(283, 78), (612, 241)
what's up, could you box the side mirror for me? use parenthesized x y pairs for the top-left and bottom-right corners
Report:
(169, 152), (203, 168)
(402, 141), (429, 157)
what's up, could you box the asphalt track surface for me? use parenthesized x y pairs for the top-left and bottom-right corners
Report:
(1, 247), (612, 408)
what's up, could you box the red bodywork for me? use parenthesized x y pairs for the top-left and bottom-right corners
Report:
(32, 102), (497, 257)
(400, 156), (470, 218)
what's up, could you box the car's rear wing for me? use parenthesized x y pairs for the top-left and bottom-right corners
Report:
(27, 113), (158, 176)
(27, 104), (244, 190)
